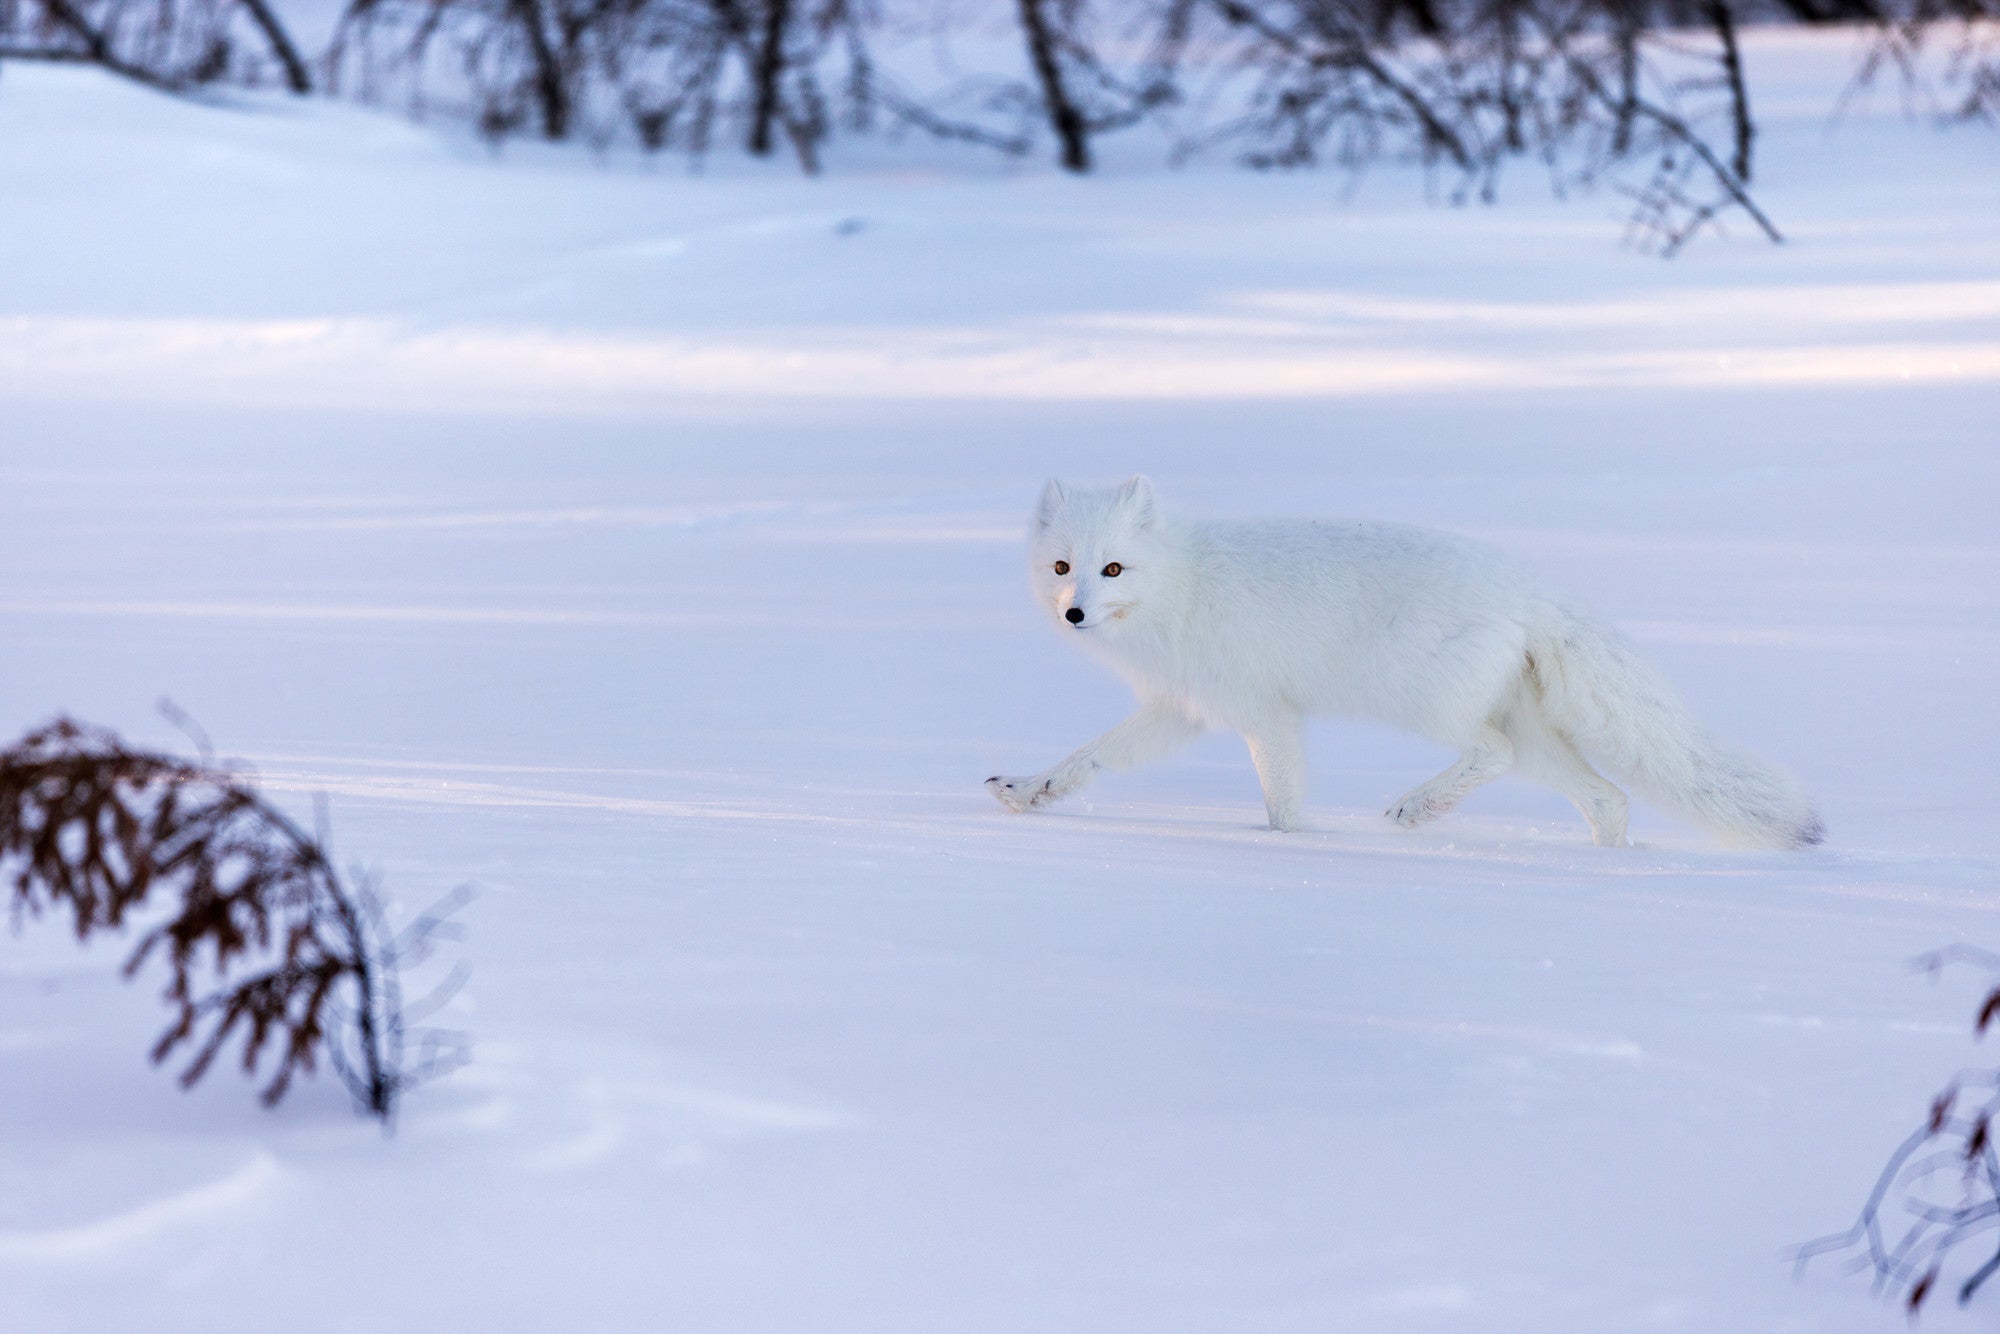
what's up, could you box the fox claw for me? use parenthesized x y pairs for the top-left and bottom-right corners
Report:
(1387, 795), (1446, 828)
(986, 775), (1046, 813)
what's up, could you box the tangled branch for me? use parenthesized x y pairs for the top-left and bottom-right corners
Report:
(1794, 945), (2000, 1313)
(1191, 0), (1783, 252)
(0, 715), (469, 1123)
(5, 0), (1992, 252)
(0, 0), (311, 93)
(1853, 3), (2000, 124)
(327, 0), (869, 165)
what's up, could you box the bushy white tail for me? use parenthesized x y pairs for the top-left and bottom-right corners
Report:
(1527, 605), (1823, 849)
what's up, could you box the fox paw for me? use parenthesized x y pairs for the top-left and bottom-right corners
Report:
(1386, 790), (1450, 828)
(986, 775), (1054, 813)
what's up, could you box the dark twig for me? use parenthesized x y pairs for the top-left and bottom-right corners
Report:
(36, 0), (183, 89)
(1018, 0), (1093, 171)
(507, 0), (570, 137)
(747, 0), (793, 154)
(1704, 0), (1754, 181)
(239, 0), (313, 91)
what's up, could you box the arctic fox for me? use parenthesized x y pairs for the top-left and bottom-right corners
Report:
(986, 476), (1822, 849)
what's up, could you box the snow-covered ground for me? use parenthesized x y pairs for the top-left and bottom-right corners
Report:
(2, 30), (1998, 1331)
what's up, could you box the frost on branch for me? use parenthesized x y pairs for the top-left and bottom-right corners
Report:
(0, 716), (470, 1124)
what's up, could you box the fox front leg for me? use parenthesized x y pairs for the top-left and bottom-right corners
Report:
(987, 700), (1201, 814)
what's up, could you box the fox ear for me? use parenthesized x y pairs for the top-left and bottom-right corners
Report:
(1036, 478), (1068, 529)
(1117, 474), (1159, 528)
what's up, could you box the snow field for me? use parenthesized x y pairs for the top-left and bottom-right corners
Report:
(1, 31), (1998, 1330)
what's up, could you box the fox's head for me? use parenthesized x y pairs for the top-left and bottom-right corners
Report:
(1028, 475), (1168, 638)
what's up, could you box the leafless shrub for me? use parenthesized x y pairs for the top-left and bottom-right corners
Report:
(1180, 0), (1781, 252)
(327, 0), (872, 165)
(0, 0), (310, 91)
(1794, 945), (2000, 1314)
(1008, 0), (1187, 168)
(2, 0), (1992, 251)
(1853, 5), (2000, 122)
(855, 1), (1192, 169)
(0, 715), (469, 1123)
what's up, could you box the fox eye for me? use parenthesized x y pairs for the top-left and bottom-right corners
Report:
(1053, 561), (1070, 576)
(1102, 562), (1123, 577)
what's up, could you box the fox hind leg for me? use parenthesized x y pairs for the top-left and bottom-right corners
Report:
(1506, 708), (1629, 848)
(1387, 724), (1513, 830)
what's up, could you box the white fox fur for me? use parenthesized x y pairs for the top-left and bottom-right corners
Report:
(986, 476), (1823, 850)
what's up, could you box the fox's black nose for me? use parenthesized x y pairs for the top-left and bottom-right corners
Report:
(1065, 607), (1085, 625)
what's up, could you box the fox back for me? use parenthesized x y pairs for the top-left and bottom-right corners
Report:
(1029, 476), (1548, 746)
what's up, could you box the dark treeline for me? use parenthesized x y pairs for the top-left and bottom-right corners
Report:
(0, 0), (1994, 247)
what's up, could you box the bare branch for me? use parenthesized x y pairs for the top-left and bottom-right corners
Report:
(1018, 0), (1093, 171)
(1799, 946), (2000, 1309)
(0, 716), (472, 1123)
